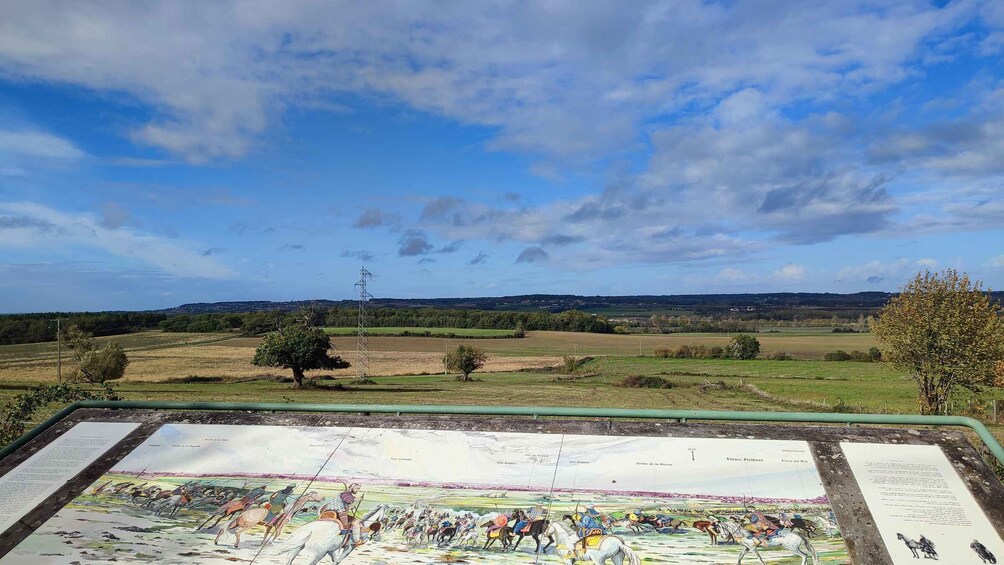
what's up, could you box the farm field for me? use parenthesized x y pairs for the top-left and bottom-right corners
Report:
(325, 330), (881, 358)
(1, 329), (1001, 444)
(323, 326), (516, 337)
(0, 330), (879, 384)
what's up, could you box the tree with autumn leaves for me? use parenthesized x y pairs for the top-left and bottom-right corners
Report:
(873, 270), (1004, 415)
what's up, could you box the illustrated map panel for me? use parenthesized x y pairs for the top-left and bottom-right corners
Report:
(2, 423), (849, 564)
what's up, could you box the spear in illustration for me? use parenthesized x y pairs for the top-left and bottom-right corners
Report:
(352, 493), (365, 518)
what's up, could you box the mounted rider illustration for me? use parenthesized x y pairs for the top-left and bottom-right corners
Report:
(263, 484), (296, 526)
(318, 483), (364, 547)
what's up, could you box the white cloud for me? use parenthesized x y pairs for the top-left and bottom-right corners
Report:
(0, 129), (85, 160)
(988, 255), (1004, 268)
(0, 201), (234, 279)
(0, 2), (999, 273)
(0, 1), (982, 161)
(773, 263), (806, 281)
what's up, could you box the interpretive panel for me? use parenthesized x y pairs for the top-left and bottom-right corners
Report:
(0, 422), (139, 534)
(842, 442), (1004, 564)
(3, 423), (848, 564)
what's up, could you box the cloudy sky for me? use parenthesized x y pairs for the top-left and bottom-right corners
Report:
(1, 1), (1003, 312)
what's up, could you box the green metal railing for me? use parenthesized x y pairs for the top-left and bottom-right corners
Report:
(2, 401), (1003, 468)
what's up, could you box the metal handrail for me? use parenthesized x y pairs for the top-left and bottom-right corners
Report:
(2, 401), (1003, 468)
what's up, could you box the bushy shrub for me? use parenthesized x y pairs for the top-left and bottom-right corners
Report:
(823, 350), (852, 361)
(767, 351), (793, 360)
(824, 349), (881, 362)
(848, 350), (872, 361)
(654, 344), (730, 359)
(0, 383), (120, 445)
(728, 334), (761, 360)
(690, 344), (710, 358)
(562, 355), (580, 373)
(619, 375), (674, 389)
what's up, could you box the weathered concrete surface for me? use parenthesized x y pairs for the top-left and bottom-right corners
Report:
(0, 407), (1002, 563)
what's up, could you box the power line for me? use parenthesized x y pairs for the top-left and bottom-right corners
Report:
(354, 266), (373, 383)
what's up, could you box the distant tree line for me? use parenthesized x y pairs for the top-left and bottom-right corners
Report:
(0, 312), (166, 345)
(159, 307), (614, 335)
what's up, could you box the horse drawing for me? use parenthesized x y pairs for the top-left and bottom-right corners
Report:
(215, 507), (271, 548)
(199, 497), (252, 531)
(615, 517), (648, 534)
(813, 516), (840, 537)
(143, 490), (176, 507)
(152, 492), (191, 517)
(512, 519), (554, 553)
(692, 520), (718, 545)
(768, 516), (817, 538)
(972, 539), (997, 564)
(545, 521), (641, 565)
(273, 505), (384, 565)
(435, 524), (458, 547)
(715, 521), (819, 565)
(455, 528), (480, 548)
(263, 491), (324, 545)
(897, 533), (937, 560)
(897, 533), (923, 559)
(483, 525), (514, 551)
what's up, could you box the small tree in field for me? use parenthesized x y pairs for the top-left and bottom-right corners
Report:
(65, 326), (129, 383)
(252, 324), (349, 388)
(728, 334), (760, 360)
(873, 270), (1004, 415)
(445, 345), (487, 382)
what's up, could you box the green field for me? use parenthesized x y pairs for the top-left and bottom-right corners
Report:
(1, 329), (1001, 447)
(322, 326), (516, 337)
(0, 332), (233, 363)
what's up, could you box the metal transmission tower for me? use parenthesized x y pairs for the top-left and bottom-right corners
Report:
(354, 267), (374, 382)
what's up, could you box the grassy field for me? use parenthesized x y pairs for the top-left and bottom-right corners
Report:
(324, 330), (880, 358)
(0, 329), (880, 383)
(0, 332), (234, 363)
(322, 326), (516, 337)
(1, 329), (1001, 444)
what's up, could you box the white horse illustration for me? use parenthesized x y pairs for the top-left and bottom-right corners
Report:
(455, 527), (479, 548)
(814, 515), (839, 537)
(715, 521), (819, 565)
(274, 505), (384, 565)
(544, 521), (641, 565)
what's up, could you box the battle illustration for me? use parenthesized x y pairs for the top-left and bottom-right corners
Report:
(3, 424), (851, 564)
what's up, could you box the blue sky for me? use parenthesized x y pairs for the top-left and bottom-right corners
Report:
(1, 1), (1003, 312)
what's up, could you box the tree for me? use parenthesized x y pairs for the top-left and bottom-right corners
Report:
(728, 334), (760, 360)
(64, 326), (129, 383)
(873, 270), (1004, 415)
(513, 321), (526, 338)
(252, 324), (349, 387)
(444, 345), (487, 382)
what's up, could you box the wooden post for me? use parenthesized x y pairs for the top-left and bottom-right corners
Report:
(56, 318), (61, 384)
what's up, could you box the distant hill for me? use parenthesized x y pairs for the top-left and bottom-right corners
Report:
(158, 292), (951, 316)
(161, 300), (355, 315)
